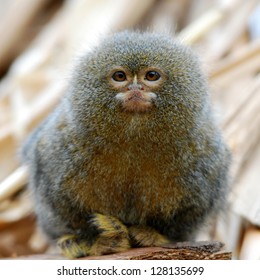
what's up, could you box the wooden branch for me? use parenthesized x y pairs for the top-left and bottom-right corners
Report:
(203, 0), (258, 61)
(231, 137), (260, 226)
(210, 39), (260, 79)
(0, 0), (52, 72)
(85, 241), (231, 260)
(223, 76), (260, 179)
(0, 166), (28, 203)
(178, 7), (224, 44)
(10, 241), (231, 260)
(239, 226), (260, 259)
(177, 0), (244, 44)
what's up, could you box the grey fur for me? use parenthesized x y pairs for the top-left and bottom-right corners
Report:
(22, 31), (231, 251)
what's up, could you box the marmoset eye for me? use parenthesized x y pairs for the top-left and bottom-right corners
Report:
(145, 71), (161, 81)
(112, 71), (127, 82)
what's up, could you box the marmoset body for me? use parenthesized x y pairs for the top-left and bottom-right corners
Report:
(22, 31), (230, 258)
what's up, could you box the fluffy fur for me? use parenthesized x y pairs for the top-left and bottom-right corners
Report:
(22, 31), (230, 258)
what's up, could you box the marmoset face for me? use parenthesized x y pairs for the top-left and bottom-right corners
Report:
(108, 66), (167, 113)
(72, 32), (208, 119)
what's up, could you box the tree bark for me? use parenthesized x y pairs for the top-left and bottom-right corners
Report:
(9, 241), (232, 260)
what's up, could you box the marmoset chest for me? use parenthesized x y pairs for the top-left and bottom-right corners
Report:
(63, 135), (185, 224)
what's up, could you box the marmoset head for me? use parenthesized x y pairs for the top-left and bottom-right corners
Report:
(69, 31), (209, 119)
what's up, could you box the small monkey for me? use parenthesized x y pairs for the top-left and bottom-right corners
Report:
(22, 31), (230, 258)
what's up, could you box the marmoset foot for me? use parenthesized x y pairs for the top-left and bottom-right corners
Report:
(58, 213), (130, 258)
(128, 225), (170, 247)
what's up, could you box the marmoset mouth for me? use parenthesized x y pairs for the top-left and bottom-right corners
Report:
(116, 90), (156, 113)
(127, 94), (146, 102)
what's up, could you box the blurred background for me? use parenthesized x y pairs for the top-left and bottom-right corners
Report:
(0, 0), (260, 259)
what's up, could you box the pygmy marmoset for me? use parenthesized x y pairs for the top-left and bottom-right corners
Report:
(22, 31), (230, 258)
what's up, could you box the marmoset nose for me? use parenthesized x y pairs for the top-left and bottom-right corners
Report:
(128, 83), (144, 91)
